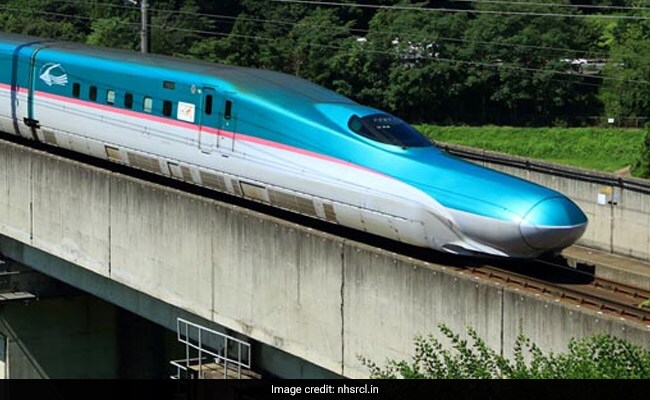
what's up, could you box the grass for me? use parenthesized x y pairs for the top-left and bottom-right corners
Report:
(415, 125), (646, 173)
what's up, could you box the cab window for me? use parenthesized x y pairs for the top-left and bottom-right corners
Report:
(347, 114), (431, 148)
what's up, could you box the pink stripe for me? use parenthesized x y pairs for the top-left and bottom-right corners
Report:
(0, 82), (28, 94)
(0, 83), (385, 177)
(36, 90), (201, 131)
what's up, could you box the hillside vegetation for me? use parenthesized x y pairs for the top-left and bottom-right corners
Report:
(417, 125), (646, 173)
(1, 0), (650, 126)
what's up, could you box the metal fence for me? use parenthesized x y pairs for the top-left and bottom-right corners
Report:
(170, 318), (252, 379)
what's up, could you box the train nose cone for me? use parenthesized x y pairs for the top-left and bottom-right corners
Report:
(519, 197), (588, 251)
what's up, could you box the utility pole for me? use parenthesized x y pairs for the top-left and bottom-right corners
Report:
(127, 0), (150, 53)
(140, 0), (150, 54)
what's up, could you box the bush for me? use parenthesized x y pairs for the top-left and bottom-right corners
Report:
(360, 325), (650, 379)
(631, 127), (650, 178)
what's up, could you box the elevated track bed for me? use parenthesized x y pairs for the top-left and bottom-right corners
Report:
(0, 133), (648, 378)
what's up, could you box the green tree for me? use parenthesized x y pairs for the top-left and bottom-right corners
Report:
(206, 12), (266, 67)
(150, 0), (215, 56)
(283, 8), (352, 83)
(600, 18), (650, 120)
(463, 0), (602, 125)
(379, 8), (469, 122)
(327, 3), (470, 122)
(86, 17), (139, 50)
(235, 0), (313, 70)
(0, 0), (87, 41)
(632, 126), (650, 178)
(361, 325), (650, 379)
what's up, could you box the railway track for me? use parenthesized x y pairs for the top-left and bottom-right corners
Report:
(465, 260), (650, 324)
(1, 132), (650, 325)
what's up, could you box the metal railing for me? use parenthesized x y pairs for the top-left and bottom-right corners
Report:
(170, 318), (251, 379)
(440, 143), (650, 196)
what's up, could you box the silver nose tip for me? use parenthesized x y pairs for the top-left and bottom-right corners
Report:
(519, 197), (588, 251)
(520, 223), (587, 250)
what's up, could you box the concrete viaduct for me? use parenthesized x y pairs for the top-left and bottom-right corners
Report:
(0, 138), (648, 378)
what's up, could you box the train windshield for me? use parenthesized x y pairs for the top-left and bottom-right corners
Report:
(347, 114), (432, 148)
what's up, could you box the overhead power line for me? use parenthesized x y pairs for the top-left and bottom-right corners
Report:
(0, 4), (642, 87)
(46, 0), (612, 58)
(265, 0), (650, 20)
(144, 22), (644, 86)
(145, 10), (608, 58)
(50, 0), (139, 11)
(0, 4), (107, 23)
(48, 0), (650, 14)
(37, 0), (609, 59)
(451, 0), (650, 12)
(38, 0), (648, 60)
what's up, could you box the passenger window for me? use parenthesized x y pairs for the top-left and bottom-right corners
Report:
(225, 100), (232, 120)
(89, 86), (97, 102)
(205, 95), (213, 116)
(106, 90), (115, 105)
(143, 97), (153, 113)
(124, 93), (133, 109)
(72, 83), (80, 98)
(163, 100), (172, 117)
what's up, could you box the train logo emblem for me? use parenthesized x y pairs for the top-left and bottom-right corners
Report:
(39, 63), (68, 87)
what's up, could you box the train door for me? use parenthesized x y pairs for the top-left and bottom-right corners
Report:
(198, 87), (217, 153)
(24, 47), (42, 138)
(217, 92), (236, 152)
(11, 42), (50, 139)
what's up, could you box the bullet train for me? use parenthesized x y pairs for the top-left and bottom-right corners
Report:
(0, 33), (587, 258)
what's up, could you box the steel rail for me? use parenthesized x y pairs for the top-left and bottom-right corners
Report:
(535, 257), (650, 301)
(465, 263), (650, 324)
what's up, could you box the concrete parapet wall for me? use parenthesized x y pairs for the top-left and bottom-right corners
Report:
(501, 290), (650, 361)
(342, 247), (504, 377)
(0, 143), (31, 243)
(0, 139), (648, 377)
(32, 154), (111, 275)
